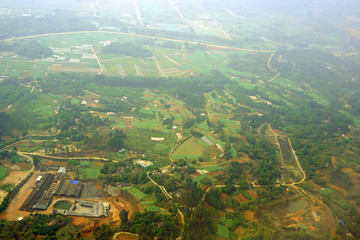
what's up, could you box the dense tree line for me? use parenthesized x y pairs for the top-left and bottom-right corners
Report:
(0, 14), (96, 40)
(0, 40), (53, 58)
(179, 178), (203, 207)
(120, 211), (179, 240)
(100, 163), (148, 185)
(0, 213), (79, 239)
(0, 112), (27, 138)
(240, 137), (280, 185)
(205, 188), (225, 210)
(182, 204), (217, 240)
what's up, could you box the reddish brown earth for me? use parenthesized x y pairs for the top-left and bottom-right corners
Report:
(244, 210), (255, 221)
(232, 193), (248, 203)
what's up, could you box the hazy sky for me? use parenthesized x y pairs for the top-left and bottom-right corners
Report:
(2, 0), (360, 17)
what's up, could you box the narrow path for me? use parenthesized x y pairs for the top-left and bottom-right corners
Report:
(15, 152), (35, 183)
(200, 6), (231, 40)
(101, 56), (129, 62)
(147, 172), (185, 231)
(83, 89), (112, 102)
(134, 65), (142, 76)
(133, 0), (144, 27)
(267, 53), (281, 82)
(268, 124), (286, 166)
(153, 55), (166, 77)
(1, 104), (12, 112)
(91, 45), (105, 75)
(117, 64), (126, 77)
(167, 0), (184, 20)
(164, 55), (181, 66)
(265, 125), (331, 210)
(268, 124), (305, 184)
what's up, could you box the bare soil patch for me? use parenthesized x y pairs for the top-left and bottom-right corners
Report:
(225, 207), (234, 213)
(41, 161), (67, 166)
(1, 170), (29, 186)
(247, 189), (258, 199)
(344, 28), (360, 39)
(341, 168), (353, 174)
(220, 193), (227, 202)
(0, 189), (7, 203)
(10, 165), (20, 171)
(236, 153), (251, 163)
(206, 171), (224, 178)
(244, 210), (255, 221)
(18, 163), (32, 170)
(0, 171), (39, 221)
(234, 226), (245, 238)
(232, 193), (248, 202)
(331, 156), (337, 168)
(115, 233), (138, 240)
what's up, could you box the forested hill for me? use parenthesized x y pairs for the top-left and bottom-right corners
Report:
(0, 14), (96, 40)
(0, 40), (53, 59)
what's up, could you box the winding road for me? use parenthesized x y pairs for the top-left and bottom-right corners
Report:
(266, 125), (331, 210)
(147, 172), (185, 230)
(268, 124), (306, 185)
(267, 53), (281, 82)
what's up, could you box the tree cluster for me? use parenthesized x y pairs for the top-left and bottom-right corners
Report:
(0, 40), (53, 59)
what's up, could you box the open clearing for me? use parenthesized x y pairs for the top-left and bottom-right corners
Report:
(0, 170), (29, 186)
(173, 137), (205, 159)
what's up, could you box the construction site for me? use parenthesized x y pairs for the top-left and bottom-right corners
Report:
(54, 200), (110, 218)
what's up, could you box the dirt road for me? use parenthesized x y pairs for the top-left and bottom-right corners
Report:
(266, 53), (281, 82)
(153, 55), (166, 77)
(3, 31), (274, 53)
(91, 45), (105, 75)
(1, 104), (12, 112)
(266, 125), (332, 211)
(23, 152), (109, 161)
(267, 124), (306, 185)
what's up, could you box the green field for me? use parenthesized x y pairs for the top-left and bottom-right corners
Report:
(217, 224), (230, 239)
(78, 162), (102, 179)
(0, 165), (8, 181)
(0, 31), (277, 80)
(122, 186), (147, 201)
(54, 200), (72, 210)
(173, 137), (205, 159)
(0, 183), (14, 192)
